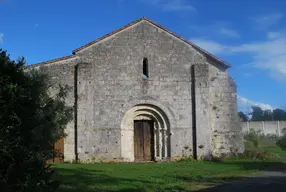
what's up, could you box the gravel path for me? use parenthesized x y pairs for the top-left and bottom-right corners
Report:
(199, 171), (286, 192)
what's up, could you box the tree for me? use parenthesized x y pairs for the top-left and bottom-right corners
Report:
(263, 109), (273, 121)
(273, 108), (286, 121)
(238, 111), (249, 121)
(250, 106), (264, 121)
(0, 49), (73, 192)
(249, 105), (286, 121)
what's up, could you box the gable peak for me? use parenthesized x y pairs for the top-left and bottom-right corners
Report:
(72, 17), (230, 68)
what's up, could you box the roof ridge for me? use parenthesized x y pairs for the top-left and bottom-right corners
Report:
(30, 17), (230, 68)
(72, 17), (230, 68)
(143, 18), (230, 68)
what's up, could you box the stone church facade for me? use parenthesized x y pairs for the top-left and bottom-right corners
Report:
(30, 17), (244, 162)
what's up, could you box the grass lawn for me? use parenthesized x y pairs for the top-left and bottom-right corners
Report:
(52, 158), (286, 192)
(53, 134), (286, 192)
(264, 147), (286, 158)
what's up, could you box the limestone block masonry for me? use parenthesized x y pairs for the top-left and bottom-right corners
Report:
(27, 17), (244, 162)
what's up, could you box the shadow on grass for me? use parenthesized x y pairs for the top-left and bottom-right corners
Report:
(54, 160), (286, 192)
(54, 168), (159, 192)
(193, 175), (286, 192)
(222, 160), (286, 172)
(193, 160), (286, 192)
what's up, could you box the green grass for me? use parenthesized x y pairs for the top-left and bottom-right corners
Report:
(52, 158), (286, 192)
(264, 147), (286, 158)
(53, 133), (286, 192)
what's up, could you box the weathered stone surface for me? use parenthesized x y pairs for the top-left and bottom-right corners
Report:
(209, 65), (244, 156)
(30, 19), (243, 162)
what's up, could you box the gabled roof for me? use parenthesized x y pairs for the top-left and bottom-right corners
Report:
(31, 17), (230, 68)
(72, 17), (230, 68)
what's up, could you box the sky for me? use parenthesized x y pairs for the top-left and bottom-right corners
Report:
(1, 0), (286, 113)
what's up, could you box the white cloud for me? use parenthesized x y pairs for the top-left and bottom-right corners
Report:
(231, 38), (286, 79)
(219, 27), (240, 38)
(0, 33), (3, 44)
(162, 0), (196, 11)
(191, 32), (286, 80)
(267, 32), (281, 39)
(237, 95), (273, 112)
(144, 0), (196, 12)
(190, 22), (240, 39)
(251, 13), (283, 29)
(191, 39), (226, 54)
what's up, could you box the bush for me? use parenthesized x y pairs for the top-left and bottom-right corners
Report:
(242, 149), (280, 160)
(244, 129), (261, 148)
(0, 50), (73, 192)
(244, 129), (279, 149)
(276, 137), (286, 150)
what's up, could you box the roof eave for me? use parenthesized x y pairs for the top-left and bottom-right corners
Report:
(27, 55), (77, 68)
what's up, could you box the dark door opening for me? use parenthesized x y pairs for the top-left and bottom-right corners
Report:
(134, 120), (155, 161)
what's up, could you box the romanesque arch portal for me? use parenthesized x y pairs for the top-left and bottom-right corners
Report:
(121, 104), (171, 162)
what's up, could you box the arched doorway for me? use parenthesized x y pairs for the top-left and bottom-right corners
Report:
(120, 104), (170, 162)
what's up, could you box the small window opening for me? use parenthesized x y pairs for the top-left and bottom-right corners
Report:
(143, 58), (149, 78)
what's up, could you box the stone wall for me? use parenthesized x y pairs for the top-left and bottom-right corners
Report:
(192, 63), (244, 159)
(242, 121), (286, 136)
(208, 64), (244, 156)
(33, 57), (79, 161)
(75, 21), (205, 161)
(193, 64), (212, 159)
(28, 19), (243, 162)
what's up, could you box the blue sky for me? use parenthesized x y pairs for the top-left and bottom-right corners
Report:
(1, 0), (285, 112)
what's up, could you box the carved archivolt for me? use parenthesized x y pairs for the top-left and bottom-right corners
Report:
(120, 104), (171, 161)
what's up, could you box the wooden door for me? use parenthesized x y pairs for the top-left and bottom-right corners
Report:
(47, 138), (64, 163)
(134, 120), (154, 161)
